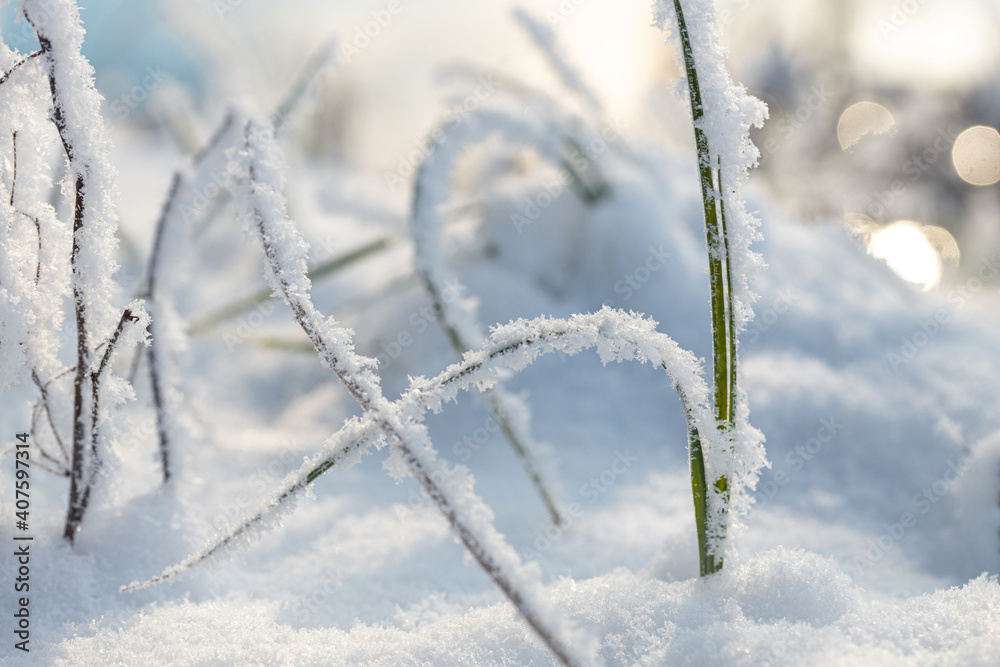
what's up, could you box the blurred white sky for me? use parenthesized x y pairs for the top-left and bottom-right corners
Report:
(3, 0), (1000, 172)
(197, 0), (668, 170)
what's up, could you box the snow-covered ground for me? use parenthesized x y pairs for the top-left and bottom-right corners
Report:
(3, 0), (1000, 665)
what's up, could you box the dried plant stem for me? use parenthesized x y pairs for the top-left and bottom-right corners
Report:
(144, 173), (184, 483)
(412, 120), (567, 526)
(11, 132), (43, 285)
(126, 310), (710, 617)
(31, 370), (69, 465)
(242, 123), (585, 666)
(29, 15), (92, 542)
(27, 2), (128, 543)
(418, 265), (563, 526)
(270, 39), (337, 135)
(141, 41), (336, 482)
(88, 308), (139, 491)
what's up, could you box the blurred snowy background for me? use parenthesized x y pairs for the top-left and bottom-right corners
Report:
(4, 0), (1000, 292)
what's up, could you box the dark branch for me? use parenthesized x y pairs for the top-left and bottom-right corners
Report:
(88, 308), (140, 491)
(31, 369), (69, 463)
(28, 399), (69, 472)
(190, 110), (237, 169)
(140, 39), (338, 485)
(0, 50), (41, 88)
(10, 130), (16, 207)
(11, 131), (42, 284)
(26, 8), (91, 545)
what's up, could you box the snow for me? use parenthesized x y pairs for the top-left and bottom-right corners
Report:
(22, 553), (1000, 666)
(2, 0), (1000, 665)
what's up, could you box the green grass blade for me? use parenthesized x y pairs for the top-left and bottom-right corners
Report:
(187, 236), (393, 335)
(672, 0), (734, 576)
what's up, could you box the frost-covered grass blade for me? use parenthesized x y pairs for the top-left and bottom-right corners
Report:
(655, 0), (768, 576)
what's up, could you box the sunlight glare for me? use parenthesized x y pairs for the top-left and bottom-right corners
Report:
(868, 221), (944, 290)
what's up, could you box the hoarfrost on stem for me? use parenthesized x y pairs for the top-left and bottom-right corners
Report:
(21, 0), (132, 540)
(652, 0), (768, 333)
(232, 117), (597, 667)
(652, 0), (769, 537)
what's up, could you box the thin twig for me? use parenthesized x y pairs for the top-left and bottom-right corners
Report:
(140, 38), (338, 483)
(411, 120), (566, 525)
(22, 402), (70, 475)
(126, 345), (144, 386)
(88, 308), (139, 489)
(0, 50), (41, 88)
(125, 308), (711, 638)
(190, 110), (238, 170)
(17, 211), (42, 284)
(11, 131), (42, 284)
(244, 122), (583, 667)
(28, 400), (69, 471)
(31, 369), (69, 462)
(144, 173), (184, 483)
(46, 364), (76, 385)
(27, 7), (94, 545)
(31, 458), (70, 476)
(10, 131), (16, 207)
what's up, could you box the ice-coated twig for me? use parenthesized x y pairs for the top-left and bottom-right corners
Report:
(5, 120), (73, 473)
(127, 118), (598, 667)
(8, 131), (45, 288)
(435, 63), (612, 203)
(88, 304), (149, 495)
(25, 0), (124, 543)
(123, 308), (721, 595)
(140, 39), (339, 482)
(8, 126), (63, 465)
(0, 50), (41, 88)
(9, 130), (17, 207)
(411, 105), (580, 526)
(244, 118), (592, 666)
(28, 405), (67, 473)
(144, 172), (183, 483)
(22, 406), (67, 475)
(30, 370), (70, 467)
(122, 419), (381, 593)
(653, 0), (768, 573)
(141, 109), (240, 483)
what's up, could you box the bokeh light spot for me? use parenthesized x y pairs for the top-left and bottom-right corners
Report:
(952, 126), (1000, 186)
(837, 101), (895, 150)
